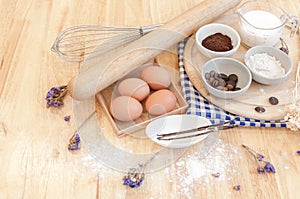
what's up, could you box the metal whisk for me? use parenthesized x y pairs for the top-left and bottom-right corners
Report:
(51, 24), (161, 62)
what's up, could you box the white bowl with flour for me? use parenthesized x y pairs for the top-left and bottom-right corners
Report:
(244, 46), (292, 85)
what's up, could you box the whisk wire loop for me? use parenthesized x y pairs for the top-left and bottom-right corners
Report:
(51, 24), (161, 62)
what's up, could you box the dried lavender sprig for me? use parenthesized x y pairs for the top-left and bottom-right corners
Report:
(279, 37), (289, 55)
(45, 85), (68, 108)
(64, 115), (71, 122)
(233, 185), (241, 191)
(67, 111), (96, 151)
(257, 162), (276, 174)
(242, 144), (264, 161)
(123, 152), (159, 188)
(123, 166), (145, 188)
(68, 133), (80, 150)
(242, 144), (276, 174)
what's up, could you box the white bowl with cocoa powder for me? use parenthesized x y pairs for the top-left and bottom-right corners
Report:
(195, 23), (241, 58)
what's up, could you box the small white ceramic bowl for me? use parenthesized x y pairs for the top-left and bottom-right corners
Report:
(195, 23), (241, 58)
(201, 57), (252, 99)
(244, 46), (292, 85)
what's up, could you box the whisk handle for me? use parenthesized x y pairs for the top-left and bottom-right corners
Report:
(68, 0), (241, 100)
(140, 24), (163, 36)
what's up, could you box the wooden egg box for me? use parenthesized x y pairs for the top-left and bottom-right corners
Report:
(96, 62), (188, 136)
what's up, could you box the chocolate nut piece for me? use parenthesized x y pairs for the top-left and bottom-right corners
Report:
(269, 97), (279, 105)
(209, 77), (215, 85)
(214, 73), (221, 79)
(228, 74), (238, 82)
(219, 73), (229, 81)
(212, 79), (219, 87)
(205, 72), (211, 80)
(218, 79), (226, 87)
(226, 84), (234, 91)
(209, 70), (216, 77)
(233, 87), (241, 91)
(255, 106), (265, 113)
(226, 80), (236, 90)
(216, 86), (225, 90)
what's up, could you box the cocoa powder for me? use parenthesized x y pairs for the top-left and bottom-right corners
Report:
(202, 33), (233, 52)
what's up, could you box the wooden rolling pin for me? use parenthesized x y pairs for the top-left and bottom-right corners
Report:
(68, 0), (241, 100)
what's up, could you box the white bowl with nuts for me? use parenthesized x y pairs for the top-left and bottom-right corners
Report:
(201, 57), (252, 99)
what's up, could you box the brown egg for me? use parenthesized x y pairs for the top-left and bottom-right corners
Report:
(141, 66), (171, 90)
(145, 89), (177, 115)
(118, 78), (150, 101)
(110, 96), (143, 122)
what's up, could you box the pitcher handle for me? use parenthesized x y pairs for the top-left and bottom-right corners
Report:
(288, 15), (299, 38)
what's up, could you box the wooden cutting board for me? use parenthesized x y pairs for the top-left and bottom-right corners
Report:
(183, 14), (300, 121)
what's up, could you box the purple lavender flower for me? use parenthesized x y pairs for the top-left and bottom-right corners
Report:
(64, 115), (71, 122)
(122, 153), (158, 188)
(263, 162), (276, 173)
(233, 185), (240, 191)
(258, 155), (264, 162)
(257, 167), (265, 174)
(74, 134), (80, 143)
(123, 165), (145, 189)
(242, 144), (275, 174)
(257, 162), (276, 174)
(68, 143), (79, 150)
(45, 85), (67, 108)
(68, 133), (80, 151)
(279, 38), (289, 55)
(279, 47), (289, 54)
(297, 151), (300, 155)
(123, 176), (144, 188)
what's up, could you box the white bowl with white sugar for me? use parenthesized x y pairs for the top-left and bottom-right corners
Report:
(244, 46), (292, 85)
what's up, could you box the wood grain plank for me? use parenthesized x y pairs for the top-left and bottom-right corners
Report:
(0, 0), (299, 198)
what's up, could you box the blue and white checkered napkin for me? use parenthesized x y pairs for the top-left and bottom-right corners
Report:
(178, 38), (286, 128)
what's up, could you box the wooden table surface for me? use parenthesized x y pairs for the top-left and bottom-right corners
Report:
(1, 0), (300, 198)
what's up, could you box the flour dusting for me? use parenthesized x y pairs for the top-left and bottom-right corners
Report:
(172, 139), (242, 198)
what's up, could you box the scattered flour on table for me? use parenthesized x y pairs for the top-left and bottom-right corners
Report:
(173, 139), (242, 198)
(66, 139), (242, 198)
(259, 88), (266, 94)
(80, 154), (105, 174)
(246, 53), (285, 78)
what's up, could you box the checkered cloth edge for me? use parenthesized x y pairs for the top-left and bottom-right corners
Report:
(178, 38), (286, 128)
